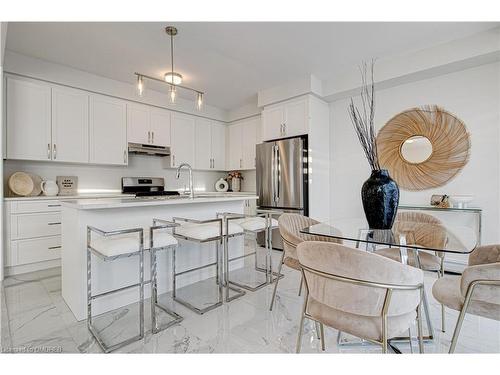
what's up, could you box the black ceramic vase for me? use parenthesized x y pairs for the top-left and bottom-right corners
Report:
(361, 169), (399, 230)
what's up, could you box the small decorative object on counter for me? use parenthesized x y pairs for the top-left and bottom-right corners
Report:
(8, 172), (34, 197)
(215, 178), (229, 192)
(57, 176), (78, 196)
(227, 171), (243, 192)
(349, 60), (399, 229)
(430, 194), (451, 208)
(449, 195), (474, 209)
(41, 180), (59, 197)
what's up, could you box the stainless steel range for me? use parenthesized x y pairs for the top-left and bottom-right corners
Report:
(121, 177), (181, 198)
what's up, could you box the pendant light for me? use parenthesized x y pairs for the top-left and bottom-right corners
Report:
(135, 26), (204, 110)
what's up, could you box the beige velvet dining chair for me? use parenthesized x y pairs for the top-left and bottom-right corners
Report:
(432, 244), (500, 353)
(374, 211), (448, 331)
(269, 213), (342, 311)
(296, 241), (425, 353)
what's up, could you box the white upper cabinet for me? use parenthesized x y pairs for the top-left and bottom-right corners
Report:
(227, 122), (243, 170)
(6, 77), (52, 161)
(170, 113), (195, 168)
(127, 104), (171, 147)
(51, 86), (89, 163)
(261, 96), (309, 141)
(194, 118), (212, 170)
(127, 103), (150, 145)
(89, 94), (128, 165)
(211, 121), (226, 170)
(150, 108), (171, 147)
(227, 117), (259, 171)
(194, 119), (226, 171)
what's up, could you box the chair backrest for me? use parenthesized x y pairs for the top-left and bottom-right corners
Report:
(460, 245), (500, 307)
(394, 212), (447, 256)
(297, 241), (423, 317)
(278, 213), (341, 259)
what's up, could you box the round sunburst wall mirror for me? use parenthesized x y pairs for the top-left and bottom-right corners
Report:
(376, 105), (471, 191)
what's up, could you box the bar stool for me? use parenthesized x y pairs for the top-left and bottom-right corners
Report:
(171, 217), (226, 314)
(149, 219), (184, 334)
(220, 211), (279, 292)
(86, 226), (145, 353)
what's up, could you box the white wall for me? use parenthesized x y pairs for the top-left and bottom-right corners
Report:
(330, 62), (500, 244)
(4, 156), (226, 195)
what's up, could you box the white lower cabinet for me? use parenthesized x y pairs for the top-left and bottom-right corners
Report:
(5, 199), (63, 275)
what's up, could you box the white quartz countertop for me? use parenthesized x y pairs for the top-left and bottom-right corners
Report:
(4, 193), (134, 201)
(60, 194), (258, 210)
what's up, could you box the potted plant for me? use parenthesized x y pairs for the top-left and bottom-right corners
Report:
(349, 61), (399, 229)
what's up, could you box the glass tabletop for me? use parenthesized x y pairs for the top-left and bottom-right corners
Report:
(300, 217), (478, 254)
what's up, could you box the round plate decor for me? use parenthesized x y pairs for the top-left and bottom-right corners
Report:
(29, 174), (43, 196)
(8, 172), (34, 196)
(376, 105), (470, 191)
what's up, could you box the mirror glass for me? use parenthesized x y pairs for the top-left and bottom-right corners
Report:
(400, 136), (433, 164)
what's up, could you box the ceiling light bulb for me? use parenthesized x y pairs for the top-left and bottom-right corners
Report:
(169, 85), (177, 104)
(164, 72), (183, 85)
(137, 75), (144, 97)
(196, 92), (204, 111)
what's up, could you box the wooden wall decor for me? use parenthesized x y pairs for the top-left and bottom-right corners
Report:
(376, 105), (470, 191)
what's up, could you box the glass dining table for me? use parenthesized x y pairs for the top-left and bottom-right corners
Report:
(300, 217), (479, 351)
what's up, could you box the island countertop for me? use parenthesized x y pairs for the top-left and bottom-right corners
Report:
(60, 193), (258, 210)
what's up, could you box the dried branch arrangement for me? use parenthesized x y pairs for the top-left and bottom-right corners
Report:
(348, 60), (380, 171)
(377, 105), (471, 190)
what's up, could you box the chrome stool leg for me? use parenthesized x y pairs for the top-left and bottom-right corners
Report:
(269, 251), (285, 311)
(150, 220), (183, 334)
(172, 217), (224, 315)
(86, 226), (145, 353)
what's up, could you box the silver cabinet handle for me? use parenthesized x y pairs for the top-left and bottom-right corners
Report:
(172, 154), (175, 166)
(47, 204), (61, 208)
(48, 246), (61, 250)
(53, 144), (57, 160)
(47, 144), (51, 159)
(283, 123), (286, 135)
(123, 149), (127, 164)
(240, 158), (242, 169)
(148, 131), (151, 143)
(48, 222), (61, 226)
(152, 131), (154, 144)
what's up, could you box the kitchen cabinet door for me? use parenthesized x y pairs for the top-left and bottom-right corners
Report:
(127, 103), (150, 145)
(211, 122), (226, 170)
(150, 108), (171, 147)
(51, 86), (89, 163)
(283, 97), (309, 137)
(194, 118), (212, 170)
(261, 105), (284, 141)
(89, 94), (128, 165)
(241, 118), (258, 170)
(227, 123), (242, 170)
(170, 113), (195, 167)
(6, 77), (52, 161)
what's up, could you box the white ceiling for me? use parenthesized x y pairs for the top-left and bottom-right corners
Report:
(5, 22), (498, 110)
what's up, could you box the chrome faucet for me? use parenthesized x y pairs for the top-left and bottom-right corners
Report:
(176, 163), (195, 199)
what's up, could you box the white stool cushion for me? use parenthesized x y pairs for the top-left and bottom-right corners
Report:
(234, 217), (279, 232)
(175, 222), (244, 241)
(91, 230), (178, 257)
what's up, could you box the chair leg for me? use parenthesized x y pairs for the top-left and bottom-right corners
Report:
(314, 321), (321, 340)
(320, 323), (325, 351)
(439, 267), (446, 333)
(298, 274), (303, 296)
(382, 314), (388, 354)
(408, 327), (413, 354)
(449, 307), (468, 353)
(417, 302), (424, 354)
(269, 251), (285, 311)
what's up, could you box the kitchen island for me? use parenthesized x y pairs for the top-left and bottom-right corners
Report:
(60, 194), (258, 321)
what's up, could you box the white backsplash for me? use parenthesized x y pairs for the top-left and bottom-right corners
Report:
(3, 155), (226, 195)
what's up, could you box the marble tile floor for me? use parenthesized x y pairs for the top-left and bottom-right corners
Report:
(1, 249), (499, 354)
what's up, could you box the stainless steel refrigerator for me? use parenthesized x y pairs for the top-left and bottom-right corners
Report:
(256, 136), (308, 250)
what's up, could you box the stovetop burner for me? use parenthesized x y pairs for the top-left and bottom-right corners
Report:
(134, 191), (180, 197)
(121, 177), (180, 198)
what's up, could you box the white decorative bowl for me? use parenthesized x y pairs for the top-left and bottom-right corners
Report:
(450, 195), (474, 208)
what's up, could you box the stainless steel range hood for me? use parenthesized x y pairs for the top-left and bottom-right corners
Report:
(128, 143), (171, 156)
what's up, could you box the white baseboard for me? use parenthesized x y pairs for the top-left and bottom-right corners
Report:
(4, 259), (61, 277)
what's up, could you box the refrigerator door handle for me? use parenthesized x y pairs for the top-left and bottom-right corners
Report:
(271, 144), (276, 203)
(276, 145), (280, 203)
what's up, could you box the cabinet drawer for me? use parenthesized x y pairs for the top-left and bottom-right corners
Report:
(11, 212), (62, 240)
(9, 236), (61, 266)
(10, 200), (62, 214)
